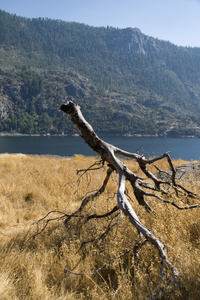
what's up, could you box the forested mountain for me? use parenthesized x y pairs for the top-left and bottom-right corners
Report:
(0, 9), (200, 136)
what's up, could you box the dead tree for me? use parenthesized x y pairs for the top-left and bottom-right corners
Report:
(59, 101), (199, 285)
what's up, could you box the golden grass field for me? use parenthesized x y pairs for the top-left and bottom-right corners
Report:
(0, 153), (199, 300)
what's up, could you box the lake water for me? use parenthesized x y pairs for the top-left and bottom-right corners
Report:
(0, 136), (199, 161)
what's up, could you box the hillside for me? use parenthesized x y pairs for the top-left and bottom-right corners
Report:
(0, 9), (200, 136)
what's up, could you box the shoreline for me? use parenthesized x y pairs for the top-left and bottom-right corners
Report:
(0, 132), (199, 138)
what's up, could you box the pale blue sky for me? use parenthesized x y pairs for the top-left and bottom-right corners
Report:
(0, 0), (200, 47)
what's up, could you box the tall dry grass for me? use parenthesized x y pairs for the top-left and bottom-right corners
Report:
(0, 154), (199, 299)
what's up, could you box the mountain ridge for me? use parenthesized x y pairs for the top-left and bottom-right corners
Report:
(0, 9), (200, 137)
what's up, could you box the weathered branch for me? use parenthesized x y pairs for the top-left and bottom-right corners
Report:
(86, 205), (119, 220)
(60, 101), (199, 283)
(117, 170), (179, 280)
(64, 166), (113, 225)
(80, 211), (122, 249)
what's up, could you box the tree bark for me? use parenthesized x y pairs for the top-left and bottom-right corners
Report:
(60, 101), (199, 281)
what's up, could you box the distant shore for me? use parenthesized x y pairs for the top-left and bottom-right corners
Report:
(0, 132), (199, 138)
(0, 132), (73, 137)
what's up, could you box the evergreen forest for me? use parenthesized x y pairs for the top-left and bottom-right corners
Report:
(0, 9), (200, 136)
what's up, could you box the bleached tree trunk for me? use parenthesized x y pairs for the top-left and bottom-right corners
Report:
(60, 101), (199, 281)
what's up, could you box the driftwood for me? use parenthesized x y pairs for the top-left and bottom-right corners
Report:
(59, 101), (199, 286)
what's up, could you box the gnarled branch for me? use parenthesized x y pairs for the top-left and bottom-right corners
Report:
(60, 101), (199, 284)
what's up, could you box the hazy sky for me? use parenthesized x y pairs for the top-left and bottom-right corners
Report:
(1, 0), (200, 47)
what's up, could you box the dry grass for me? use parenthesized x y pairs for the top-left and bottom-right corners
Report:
(0, 154), (199, 300)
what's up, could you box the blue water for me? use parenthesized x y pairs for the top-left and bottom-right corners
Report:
(0, 136), (199, 161)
